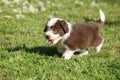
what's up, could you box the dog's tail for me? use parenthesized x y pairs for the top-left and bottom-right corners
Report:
(99, 9), (105, 23)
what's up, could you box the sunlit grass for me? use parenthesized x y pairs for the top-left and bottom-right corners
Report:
(0, 0), (120, 80)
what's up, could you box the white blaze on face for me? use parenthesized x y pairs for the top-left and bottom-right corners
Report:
(45, 29), (59, 39)
(45, 18), (72, 44)
(45, 29), (62, 44)
(47, 18), (62, 27)
(45, 18), (63, 44)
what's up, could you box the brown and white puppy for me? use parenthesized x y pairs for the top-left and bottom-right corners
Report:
(44, 10), (105, 59)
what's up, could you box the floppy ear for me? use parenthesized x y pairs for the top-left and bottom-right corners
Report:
(60, 20), (69, 33)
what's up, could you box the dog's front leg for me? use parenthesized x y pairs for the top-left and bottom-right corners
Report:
(62, 49), (74, 60)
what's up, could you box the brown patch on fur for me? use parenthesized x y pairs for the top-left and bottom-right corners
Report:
(51, 20), (68, 36)
(64, 22), (103, 50)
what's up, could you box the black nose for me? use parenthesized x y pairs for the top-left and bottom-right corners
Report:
(45, 35), (50, 39)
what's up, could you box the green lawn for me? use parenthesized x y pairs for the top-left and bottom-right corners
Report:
(0, 0), (120, 80)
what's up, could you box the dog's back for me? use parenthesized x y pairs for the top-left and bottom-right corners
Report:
(64, 23), (102, 50)
(64, 10), (105, 50)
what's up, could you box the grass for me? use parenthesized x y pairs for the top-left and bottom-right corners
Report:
(0, 0), (120, 80)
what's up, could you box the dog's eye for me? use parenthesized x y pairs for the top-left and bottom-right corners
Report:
(53, 30), (58, 34)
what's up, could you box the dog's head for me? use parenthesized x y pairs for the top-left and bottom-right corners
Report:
(44, 18), (69, 44)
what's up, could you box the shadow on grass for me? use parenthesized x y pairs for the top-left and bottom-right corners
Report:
(7, 45), (61, 57)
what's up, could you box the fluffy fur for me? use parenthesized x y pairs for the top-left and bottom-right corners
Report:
(44, 10), (105, 59)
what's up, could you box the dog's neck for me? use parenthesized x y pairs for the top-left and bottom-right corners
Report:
(54, 21), (72, 45)
(55, 22), (72, 53)
(62, 22), (72, 41)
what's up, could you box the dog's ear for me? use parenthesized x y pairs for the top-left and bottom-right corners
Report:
(60, 20), (69, 33)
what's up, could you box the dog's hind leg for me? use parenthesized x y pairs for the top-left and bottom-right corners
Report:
(95, 38), (104, 53)
(79, 49), (88, 57)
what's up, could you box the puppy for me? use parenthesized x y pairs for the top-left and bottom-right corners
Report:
(44, 10), (105, 59)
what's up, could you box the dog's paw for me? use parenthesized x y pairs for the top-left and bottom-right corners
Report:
(62, 53), (72, 60)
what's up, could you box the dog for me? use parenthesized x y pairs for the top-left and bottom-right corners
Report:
(44, 9), (105, 59)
